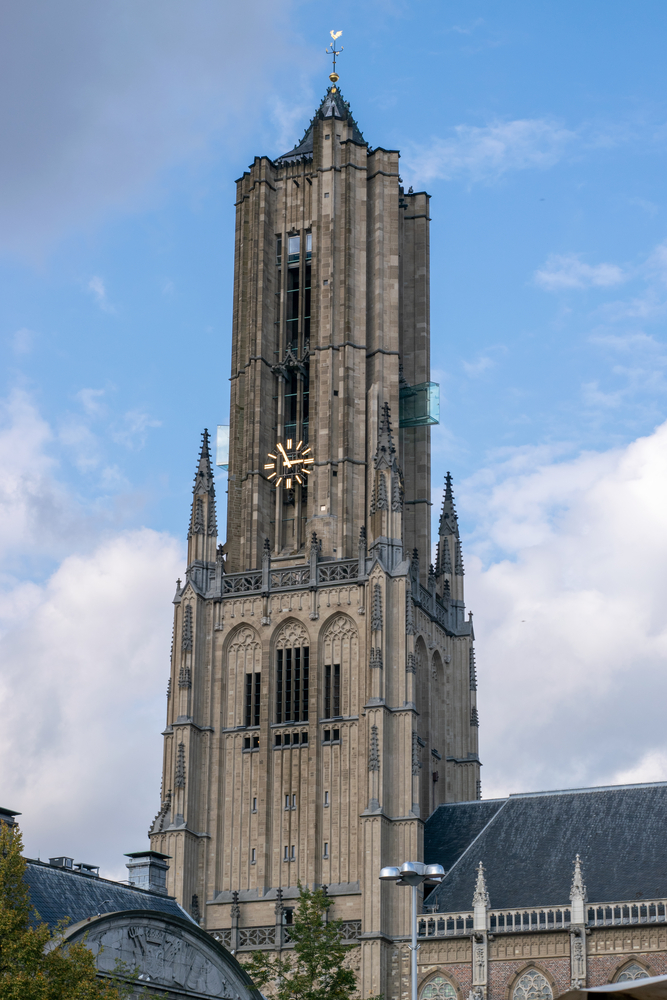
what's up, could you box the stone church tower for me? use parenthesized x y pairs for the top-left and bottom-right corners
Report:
(150, 80), (480, 998)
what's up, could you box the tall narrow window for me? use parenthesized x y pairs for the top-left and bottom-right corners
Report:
(303, 264), (311, 347)
(324, 663), (341, 719)
(286, 267), (299, 346)
(276, 650), (283, 723)
(254, 671), (261, 726)
(323, 842), (329, 859)
(276, 644), (309, 722)
(251, 848), (256, 863)
(276, 235), (282, 265)
(245, 673), (253, 727)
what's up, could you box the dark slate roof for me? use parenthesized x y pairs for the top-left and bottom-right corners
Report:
(275, 88), (365, 165)
(424, 782), (667, 912)
(24, 860), (191, 929)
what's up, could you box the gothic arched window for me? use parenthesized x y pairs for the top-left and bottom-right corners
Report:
(321, 615), (358, 720)
(512, 970), (553, 1000)
(275, 622), (309, 723)
(616, 964), (649, 982)
(420, 975), (457, 1000)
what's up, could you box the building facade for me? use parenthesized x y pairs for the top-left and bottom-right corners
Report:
(414, 783), (667, 1000)
(149, 82), (480, 996)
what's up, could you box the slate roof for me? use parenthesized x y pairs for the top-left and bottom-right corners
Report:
(424, 782), (667, 913)
(24, 859), (192, 929)
(275, 88), (365, 165)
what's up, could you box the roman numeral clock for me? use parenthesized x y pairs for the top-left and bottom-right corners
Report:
(264, 438), (314, 489)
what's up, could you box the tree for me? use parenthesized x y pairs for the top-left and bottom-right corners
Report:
(242, 883), (381, 1000)
(0, 821), (132, 1000)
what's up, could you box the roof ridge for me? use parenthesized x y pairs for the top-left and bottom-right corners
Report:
(508, 780), (667, 798)
(436, 799), (509, 884)
(25, 858), (177, 898)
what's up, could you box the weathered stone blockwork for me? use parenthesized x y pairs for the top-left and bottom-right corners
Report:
(149, 85), (480, 998)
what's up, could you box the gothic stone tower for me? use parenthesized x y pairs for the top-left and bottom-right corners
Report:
(150, 85), (480, 999)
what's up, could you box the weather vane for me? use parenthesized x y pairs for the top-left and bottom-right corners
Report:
(326, 30), (343, 92)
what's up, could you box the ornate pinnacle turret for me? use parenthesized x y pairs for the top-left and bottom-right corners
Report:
(193, 429), (215, 496)
(472, 861), (490, 933)
(439, 471), (459, 537)
(472, 861), (490, 908)
(374, 402), (397, 470)
(187, 429), (218, 574)
(570, 854), (587, 924)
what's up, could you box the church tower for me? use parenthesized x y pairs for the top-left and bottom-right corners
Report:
(150, 72), (480, 998)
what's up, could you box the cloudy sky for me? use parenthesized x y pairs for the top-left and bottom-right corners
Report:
(2, 0), (667, 878)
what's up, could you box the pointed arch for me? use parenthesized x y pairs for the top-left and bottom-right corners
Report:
(225, 626), (261, 730)
(272, 618), (310, 723)
(320, 614), (358, 719)
(508, 966), (554, 1000)
(614, 962), (651, 982)
(419, 973), (459, 1000)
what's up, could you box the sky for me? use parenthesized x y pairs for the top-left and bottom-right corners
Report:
(2, 0), (667, 878)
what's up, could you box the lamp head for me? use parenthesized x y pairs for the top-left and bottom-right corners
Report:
(379, 866), (401, 881)
(424, 863), (446, 882)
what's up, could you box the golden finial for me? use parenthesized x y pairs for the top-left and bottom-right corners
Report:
(326, 30), (343, 92)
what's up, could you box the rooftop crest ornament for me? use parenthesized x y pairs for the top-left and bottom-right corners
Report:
(326, 30), (343, 91)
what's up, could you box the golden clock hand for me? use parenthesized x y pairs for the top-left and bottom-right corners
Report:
(277, 443), (292, 467)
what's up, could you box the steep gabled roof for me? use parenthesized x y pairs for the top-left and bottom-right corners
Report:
(275, 88), (366, 165)
(425, 782), (667, 911)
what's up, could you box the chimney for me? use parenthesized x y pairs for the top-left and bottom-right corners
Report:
(124, 850), (171, 896)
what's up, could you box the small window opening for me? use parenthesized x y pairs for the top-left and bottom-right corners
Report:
(283, 845), (289, 861)
(243, 736), (251, 750)
(333, 728), (340, 742)
(290, 845), (296, 861)
(283, 907), (294, 925)
(252, 797), (257, 812)
(285, 794), (290, 810)
(324, 790), (329, 807)
(292, 794), (297, 809)
(323, 842), (329, 859)
(324, 729), (331, 742)
(251, 848), (256, 863)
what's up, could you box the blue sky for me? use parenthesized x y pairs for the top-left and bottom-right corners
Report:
(3, 1), (667, 873)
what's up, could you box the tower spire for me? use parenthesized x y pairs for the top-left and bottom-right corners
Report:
(186, 429), (218, 581)
(374, 402), (397, 470)
(439, 471), (459, 537)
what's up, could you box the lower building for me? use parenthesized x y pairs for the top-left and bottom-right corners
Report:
(408, 782), (667, 1000)
(19, 846), (260, 999)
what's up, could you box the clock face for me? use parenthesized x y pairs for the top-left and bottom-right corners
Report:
(264, 438), (314, 488)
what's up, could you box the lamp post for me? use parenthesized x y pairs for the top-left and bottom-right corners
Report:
(379, 861), (445, 1000)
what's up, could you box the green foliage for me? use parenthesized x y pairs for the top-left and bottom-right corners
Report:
(242, 883), (380, 1000)
(0, 822), (132, 1000)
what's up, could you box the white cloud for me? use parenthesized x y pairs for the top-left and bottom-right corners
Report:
(0, 528), (182, 879)
(535, 253), (628, 290)
(0, 0), (295, 257)
(403, 118), (576, 185)
(461, 421), (667, 797)
(88, 276), (114, 313)
(0, 388), (183, 876)
(111, 409), (162, 451)
(463, 355), (495, 377)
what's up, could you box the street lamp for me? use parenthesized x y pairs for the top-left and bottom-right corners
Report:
(379, 861), (445, 1000)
